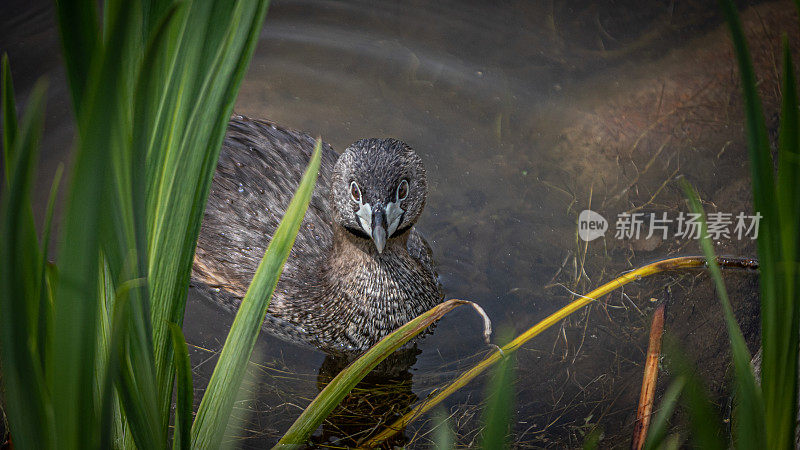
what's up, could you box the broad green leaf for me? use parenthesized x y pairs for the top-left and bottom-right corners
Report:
(1, 53), (18, 176)
(771, 37), (800, 449)
(168, 322), (193, 450)
(54, 0), (99, 115)
(0, 76), (50, 449)
(776, 39), (800, 263)
(192, 140), (322, 450)
(1, 56), (47, 349)
(96, 2), (166, 446)
(49, 0), (145, 445)
(97, 258), (127, 450)
(36, 163), (62, 371)
(143, 1), (270, 423)
(4, 1), (270, 448)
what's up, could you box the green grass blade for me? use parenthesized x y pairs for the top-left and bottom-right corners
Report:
(281, 297), (491, 448)
(1, 53), (18, 177)
(721, 2), (799, 446)
(0, 78), (50, 449)
(96, 257), (119, 448)
(718, 3), (787, 446)
(35, 163), (62, 370)
(141, 0), (175, 41)
(1, 56), (47, 346)
(192, 139), (321, 450)
(169, 322), (193, 450)
(718, 0), (779, 341)
(718, 0), (777, 222)
(39, 163), (62, 287)
(62, 1), (171, 446)
(49, 0), (144, 444)
(479, 353), (516, 449)
(97, 257), (132, 450)
(111, 277), (161, 450)
(54, 0), (99, 115)
(776, 38), (800, 261)
(643, 377), (685, 450)
(773, 36), (800, 449)
(681, 179), (765, 447)
(5, 1), (271, 448)
(101, 3), (164, 444)
(142, 1), (269, 423)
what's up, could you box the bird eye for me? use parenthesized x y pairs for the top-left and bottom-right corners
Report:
(350, 181), (362, 203)
(396, 179), (409, 201)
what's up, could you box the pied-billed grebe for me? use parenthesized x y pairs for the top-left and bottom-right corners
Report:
(191, 116), (443, 353)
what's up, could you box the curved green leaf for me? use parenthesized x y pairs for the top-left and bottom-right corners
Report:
(169, 322), (193, 450)
(192, 139), (322, 450)
(278, 298), (493, 448)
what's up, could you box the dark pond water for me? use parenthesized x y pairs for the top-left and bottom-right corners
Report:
(5, 0), (796, 447)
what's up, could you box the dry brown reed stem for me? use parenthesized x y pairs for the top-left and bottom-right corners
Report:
(360, 255), (758, 448)
(631, 302), (666, 450)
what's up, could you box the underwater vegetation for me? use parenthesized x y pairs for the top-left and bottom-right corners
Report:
(0, 0), (798, 449)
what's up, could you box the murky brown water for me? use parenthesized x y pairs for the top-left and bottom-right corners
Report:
(5, 0), (796, 447)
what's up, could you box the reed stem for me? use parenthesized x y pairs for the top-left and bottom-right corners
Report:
(361, 255), (758, 447)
